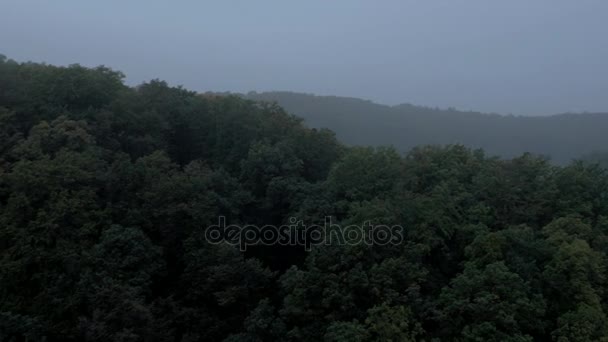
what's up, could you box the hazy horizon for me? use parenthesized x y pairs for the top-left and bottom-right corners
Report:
(2, 0), (607, 115)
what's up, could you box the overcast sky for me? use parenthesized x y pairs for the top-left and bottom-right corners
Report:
(2, 0), (607, 115)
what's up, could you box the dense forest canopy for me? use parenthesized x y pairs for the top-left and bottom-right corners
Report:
(245, 91), (608, 164)
(2, 56), (608, 341)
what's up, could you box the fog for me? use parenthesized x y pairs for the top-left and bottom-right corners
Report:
(2, 0), (607, 115)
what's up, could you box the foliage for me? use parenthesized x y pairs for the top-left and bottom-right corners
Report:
(2, 57), (608, 341)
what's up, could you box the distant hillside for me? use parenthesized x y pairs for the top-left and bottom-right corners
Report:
(245, 91), (608, 164)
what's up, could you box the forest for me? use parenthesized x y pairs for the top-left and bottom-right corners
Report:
(245, 91), (608, 165)
(2, 56), (608, 341)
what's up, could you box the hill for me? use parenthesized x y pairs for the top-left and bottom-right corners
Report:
(245, 91), (608, 163)
(4, 56), (608, 341)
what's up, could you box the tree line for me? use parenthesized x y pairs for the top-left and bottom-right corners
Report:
(2, 56), (608, 341)
(245, 91), (608, 165)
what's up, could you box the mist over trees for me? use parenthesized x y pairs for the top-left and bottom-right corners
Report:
(2, 56), (608, 341)
(245, 91), (608, 164)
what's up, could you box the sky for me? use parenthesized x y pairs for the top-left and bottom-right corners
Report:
(1, 0), (607, 115)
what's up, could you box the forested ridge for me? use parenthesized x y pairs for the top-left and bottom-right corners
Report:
(2, 56), (608, 341)
(245, 91), (608, 164)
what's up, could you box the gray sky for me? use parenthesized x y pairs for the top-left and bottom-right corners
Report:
(2, 0), (607, 115)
